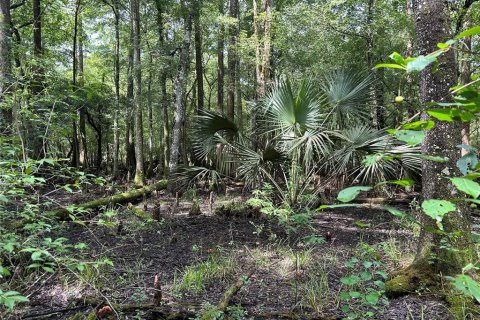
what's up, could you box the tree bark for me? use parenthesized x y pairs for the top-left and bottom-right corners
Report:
(194, 0), (204, 113)
(131, 0), (144, 186)
(154, 0), (170, 177)
(0, 0), (13, 134)
(112, 0), (121, 177)
(226, 0), (238, 122)
(77, 16), (88, 168)
(168, 7), (192, 176)
(216, 0), (224, 113)
(385, 0), (477, 297)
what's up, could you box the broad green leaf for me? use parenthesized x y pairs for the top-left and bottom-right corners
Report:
(406, 55), (438, 73)
(337, 186), (372, 203)
(450, 274), (480, 303)
(456, 26), (480, 39)
(341, 275), (360, 286)
(428, 108), (475, 122)
(401, 120), (435, 131)
(450, 177), (480, 199)
(393, 130), (424, 145)
(365, 292), (380, 305)
(349, 291), (362, 298)
(457, 153), (478, 175)
(0, 194), (8, 203)
(421, 199), (456, 222)
(360, 271), (373, 281)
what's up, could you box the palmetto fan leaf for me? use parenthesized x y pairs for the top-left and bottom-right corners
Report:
(260, 78), (323, 139)
(320, 70), (374, 128)
(192, 109), (239, 159)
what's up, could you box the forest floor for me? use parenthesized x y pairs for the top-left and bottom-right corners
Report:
(13, 184), (476, 320)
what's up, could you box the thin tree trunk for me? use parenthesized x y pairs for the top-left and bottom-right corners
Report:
(147, 58), (154, 177)
(226, 0), (238, 122)
(112, 0), (121, 177)
(155, 0), (170, 177)
(168, 8), (192, 177)
(217, 0), (224, 113)
(77, 16), (87, 168)
(0, 0), (13, 134)
(72, 0), (81, 167)
(459, 20), (472, 156)
(194, 0), (204, 113)
(131, 0), (144, 186)
(125, 18), (136, 178)
(261, 0), (272, 90)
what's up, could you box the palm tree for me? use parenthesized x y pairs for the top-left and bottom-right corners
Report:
(178, 71), (419, 208)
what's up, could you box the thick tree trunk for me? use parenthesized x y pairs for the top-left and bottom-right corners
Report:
(0, 0), (13, 134)
(226, 0), (238, 122)
(217, 0), (224, 113)
(131, 0), (144, 186)
(385, 0), (477, 297)
(194, 0), (204, 113)
(168, 9), (192, 176)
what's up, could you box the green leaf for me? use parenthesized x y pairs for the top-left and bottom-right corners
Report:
(374, 63), (406, 70)
(341, 275), (360, 286)
(409, 154), (448, 163)
(450, 177), (480, 199)
(389, 52), (406, 65)
(385, 179), (415, 187)
(379, 206), (406, 218)
(401, 120), (435, 131)
(365, 292), (380, 305)
(428, 108), (475, 123)
(0, 194), (8, 203)
(337, 186), (372, 203)
(457, 153), (478, 175)
(317, 203), (361, 210)
(456, 26), (480, 40)
(450, 274), (480, 303)
(406, 55), (438, 73)
(31, 251), (43, 261)
(360, 271), (373, 281)
(354, 221), (371, 228)
(349, 291), (362, 298)
(393, 130), (425, 145)
(421, 199), (456, 222)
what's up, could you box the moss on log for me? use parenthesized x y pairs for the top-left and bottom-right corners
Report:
(47, 180), (168, 219)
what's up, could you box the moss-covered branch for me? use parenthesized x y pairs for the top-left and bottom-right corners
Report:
(47, 180), (167, 219)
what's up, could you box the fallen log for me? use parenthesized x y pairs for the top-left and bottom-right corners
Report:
(196, 269), (255, 319)
(46, 180), (168, 219)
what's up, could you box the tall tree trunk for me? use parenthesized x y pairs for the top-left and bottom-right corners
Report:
(168, 8), (192, 177)
(253, 0), (262, 99)
(155, 0), (170, 177)
(32, 0), (42, 92)
(131, 0), (144, 186)
(0, 0), (13, 134)
(77, 16), (87, 168)
(405, 0), (416, 119)
(112, 0), (120, 177)
(226, 0), (238, 121)
(147, 55), (154, 177)
(459, 20), (472, 156)
(72, 0), (81, 167)
(125, 13), (136, 178)
(194, 0), (204, 113)
(261, 0), (272, 90)
(385, 0), (477, 296)
(217, 0), (224, 113)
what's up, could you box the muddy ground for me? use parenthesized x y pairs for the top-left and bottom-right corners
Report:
(10, 186), (479, 320)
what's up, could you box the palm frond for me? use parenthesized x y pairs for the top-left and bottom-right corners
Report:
(320, 70), (374, 128)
